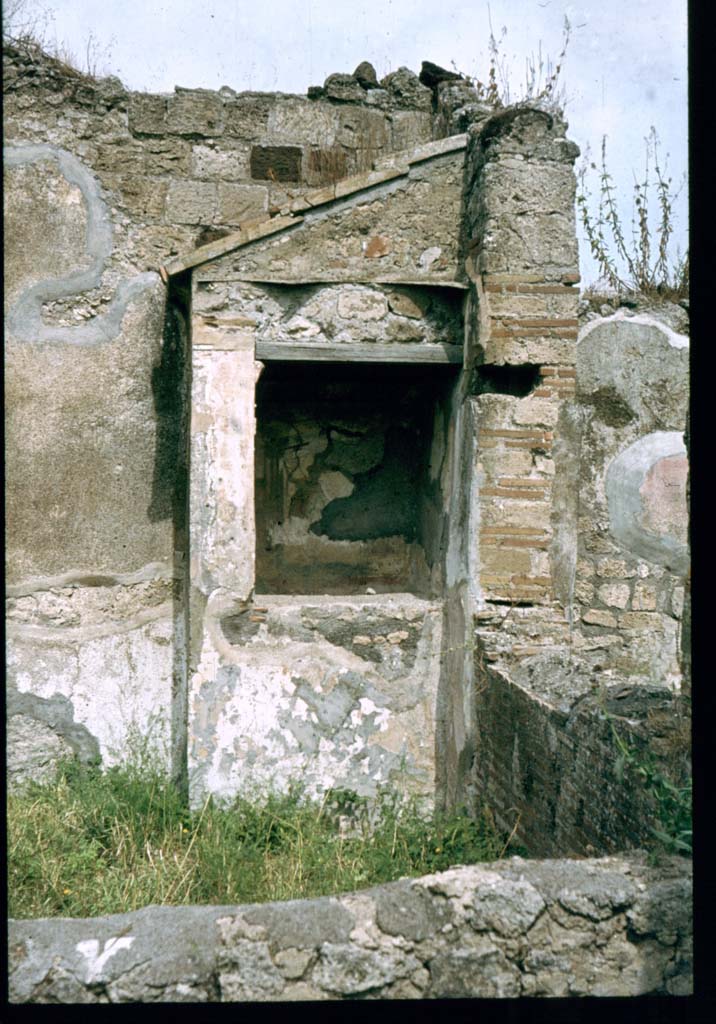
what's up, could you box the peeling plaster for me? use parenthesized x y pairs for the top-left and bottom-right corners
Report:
(4, 144), (158, 344)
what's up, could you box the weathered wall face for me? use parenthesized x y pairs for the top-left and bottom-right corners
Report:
(182, 137), (473, 807)
(433, 108), (583, 816)
(4, 140), (179, 779)
(5, 43), (689, 878)
(188, 594), (443, 803)
(572, 313), (689, 687)
(192, 146), (466, 285)
(193, 281), (464, 352)
(466, 309), (690, 856)
(9, 854), (692, 1001)
(5, 48), (692, 1004)
(3, 47), (438, 269)
(3, 45), (441, 789)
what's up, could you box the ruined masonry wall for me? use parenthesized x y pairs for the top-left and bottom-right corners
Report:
(3, 45), (441, 785)
(9, 854), (692, 1001)
(467, 308), (690, 856)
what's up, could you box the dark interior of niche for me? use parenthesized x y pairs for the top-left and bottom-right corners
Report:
(254, 361), (459, 596)
(472, 363), (541, 397)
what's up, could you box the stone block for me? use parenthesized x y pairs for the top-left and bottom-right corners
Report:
(250, 144), (303, 182)
(597, 583), (631, 609)
(582, 609), (617, 628)
(470, 879), (545, 937)
(381, 67), (432, 110)
(165, 180), (217, 225)
(166, 90), (224, 136)
(481, 546), (532, 575)
(305, 146), (348, 186)
(513, 396), (559, 428)
(596, 558), (636, 579)
(95, 142), (145, 175)
(143, 138), (192, 174)
(128, 93), (167, 134)
(313, 943), (421, 995)
(486, 290), (579, 320)
(224, 96), (272, 138)
(387, 290), (428, 319)
(479, 500), (551, 532)
(574, 580), (594, 604)
(477, 449), (534, 478)
(103, 175), (169, 219)
(429, 946), (521, 998)
(618, 611), (662, 630)
(364, 235), (392, 258)
(336, 107), (390, 151)
(268, 101), (338, 145)
(671, 586), (685, 618)
(484, 334), (577, 366)
(374, 882), (451, 941)
(337, 287), (388, 320)
(390, 110), (433, 151)
(385, 319), (424, 342)
(217, 183), (268, 225)
(191, 144), (250, 180)
(323, 73), (366, 104)
(7, 714), (74, 789)
(631, 583), (657, 610)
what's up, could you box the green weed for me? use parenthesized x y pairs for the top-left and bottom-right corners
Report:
(577, 128), (689, 301)
(7, 761), (509, 919)
(610, 723), (692, 856)
(451, 12), (571, 111)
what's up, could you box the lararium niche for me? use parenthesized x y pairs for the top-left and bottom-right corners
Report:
(179, 137), (471, 807)
(255, 358), (460, 597)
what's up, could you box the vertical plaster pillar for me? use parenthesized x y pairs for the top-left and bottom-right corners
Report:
(187, 316), (261, 803)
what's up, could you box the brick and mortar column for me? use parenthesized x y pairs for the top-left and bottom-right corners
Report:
(464, 108), (580, 607)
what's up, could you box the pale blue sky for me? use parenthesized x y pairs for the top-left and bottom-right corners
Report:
(7, 0), (688, 287)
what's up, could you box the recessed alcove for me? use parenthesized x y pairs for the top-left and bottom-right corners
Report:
(254, 360), (459, 596)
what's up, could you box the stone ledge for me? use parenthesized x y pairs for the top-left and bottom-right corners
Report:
(8, 853), (691, 1002)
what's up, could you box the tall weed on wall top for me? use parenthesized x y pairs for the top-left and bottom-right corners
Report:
(577, 128), (688, 300)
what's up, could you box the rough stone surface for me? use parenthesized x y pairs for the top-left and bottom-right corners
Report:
(4, 42), (689, 914)
(573, 313), (689, 689)
(8, 854), (692, 1002)
(188, 594), (444, 806)
(195, 153), (465, 285)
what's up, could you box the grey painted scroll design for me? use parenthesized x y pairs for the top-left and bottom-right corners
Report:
(605, 431), (688, 575)
(4, 143), (158, 344)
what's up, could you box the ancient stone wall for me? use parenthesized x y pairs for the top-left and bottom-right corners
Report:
(3, 45), (442, 787)
(5, 44), (689, 861)
(8, 854), (692, 1001)
(467, 310), (690, 856)
(4, 45), (692, 1006)
(572, 314), (689, 686)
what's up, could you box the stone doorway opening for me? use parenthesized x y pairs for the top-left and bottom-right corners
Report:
(254, 361), (459, 597)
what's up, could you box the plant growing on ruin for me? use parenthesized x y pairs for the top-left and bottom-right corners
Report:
(3, 0), (114, 78)
(610, 723), (692, 856)
(452, 11), (570, 111)
(577, 128), (689, 301)
(8, 760), (512, 919)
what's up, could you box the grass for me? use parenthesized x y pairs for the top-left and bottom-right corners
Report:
(7, 761), (513, 920)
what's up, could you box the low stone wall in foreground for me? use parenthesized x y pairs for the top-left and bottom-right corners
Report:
(9, 852), (692, 1001)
